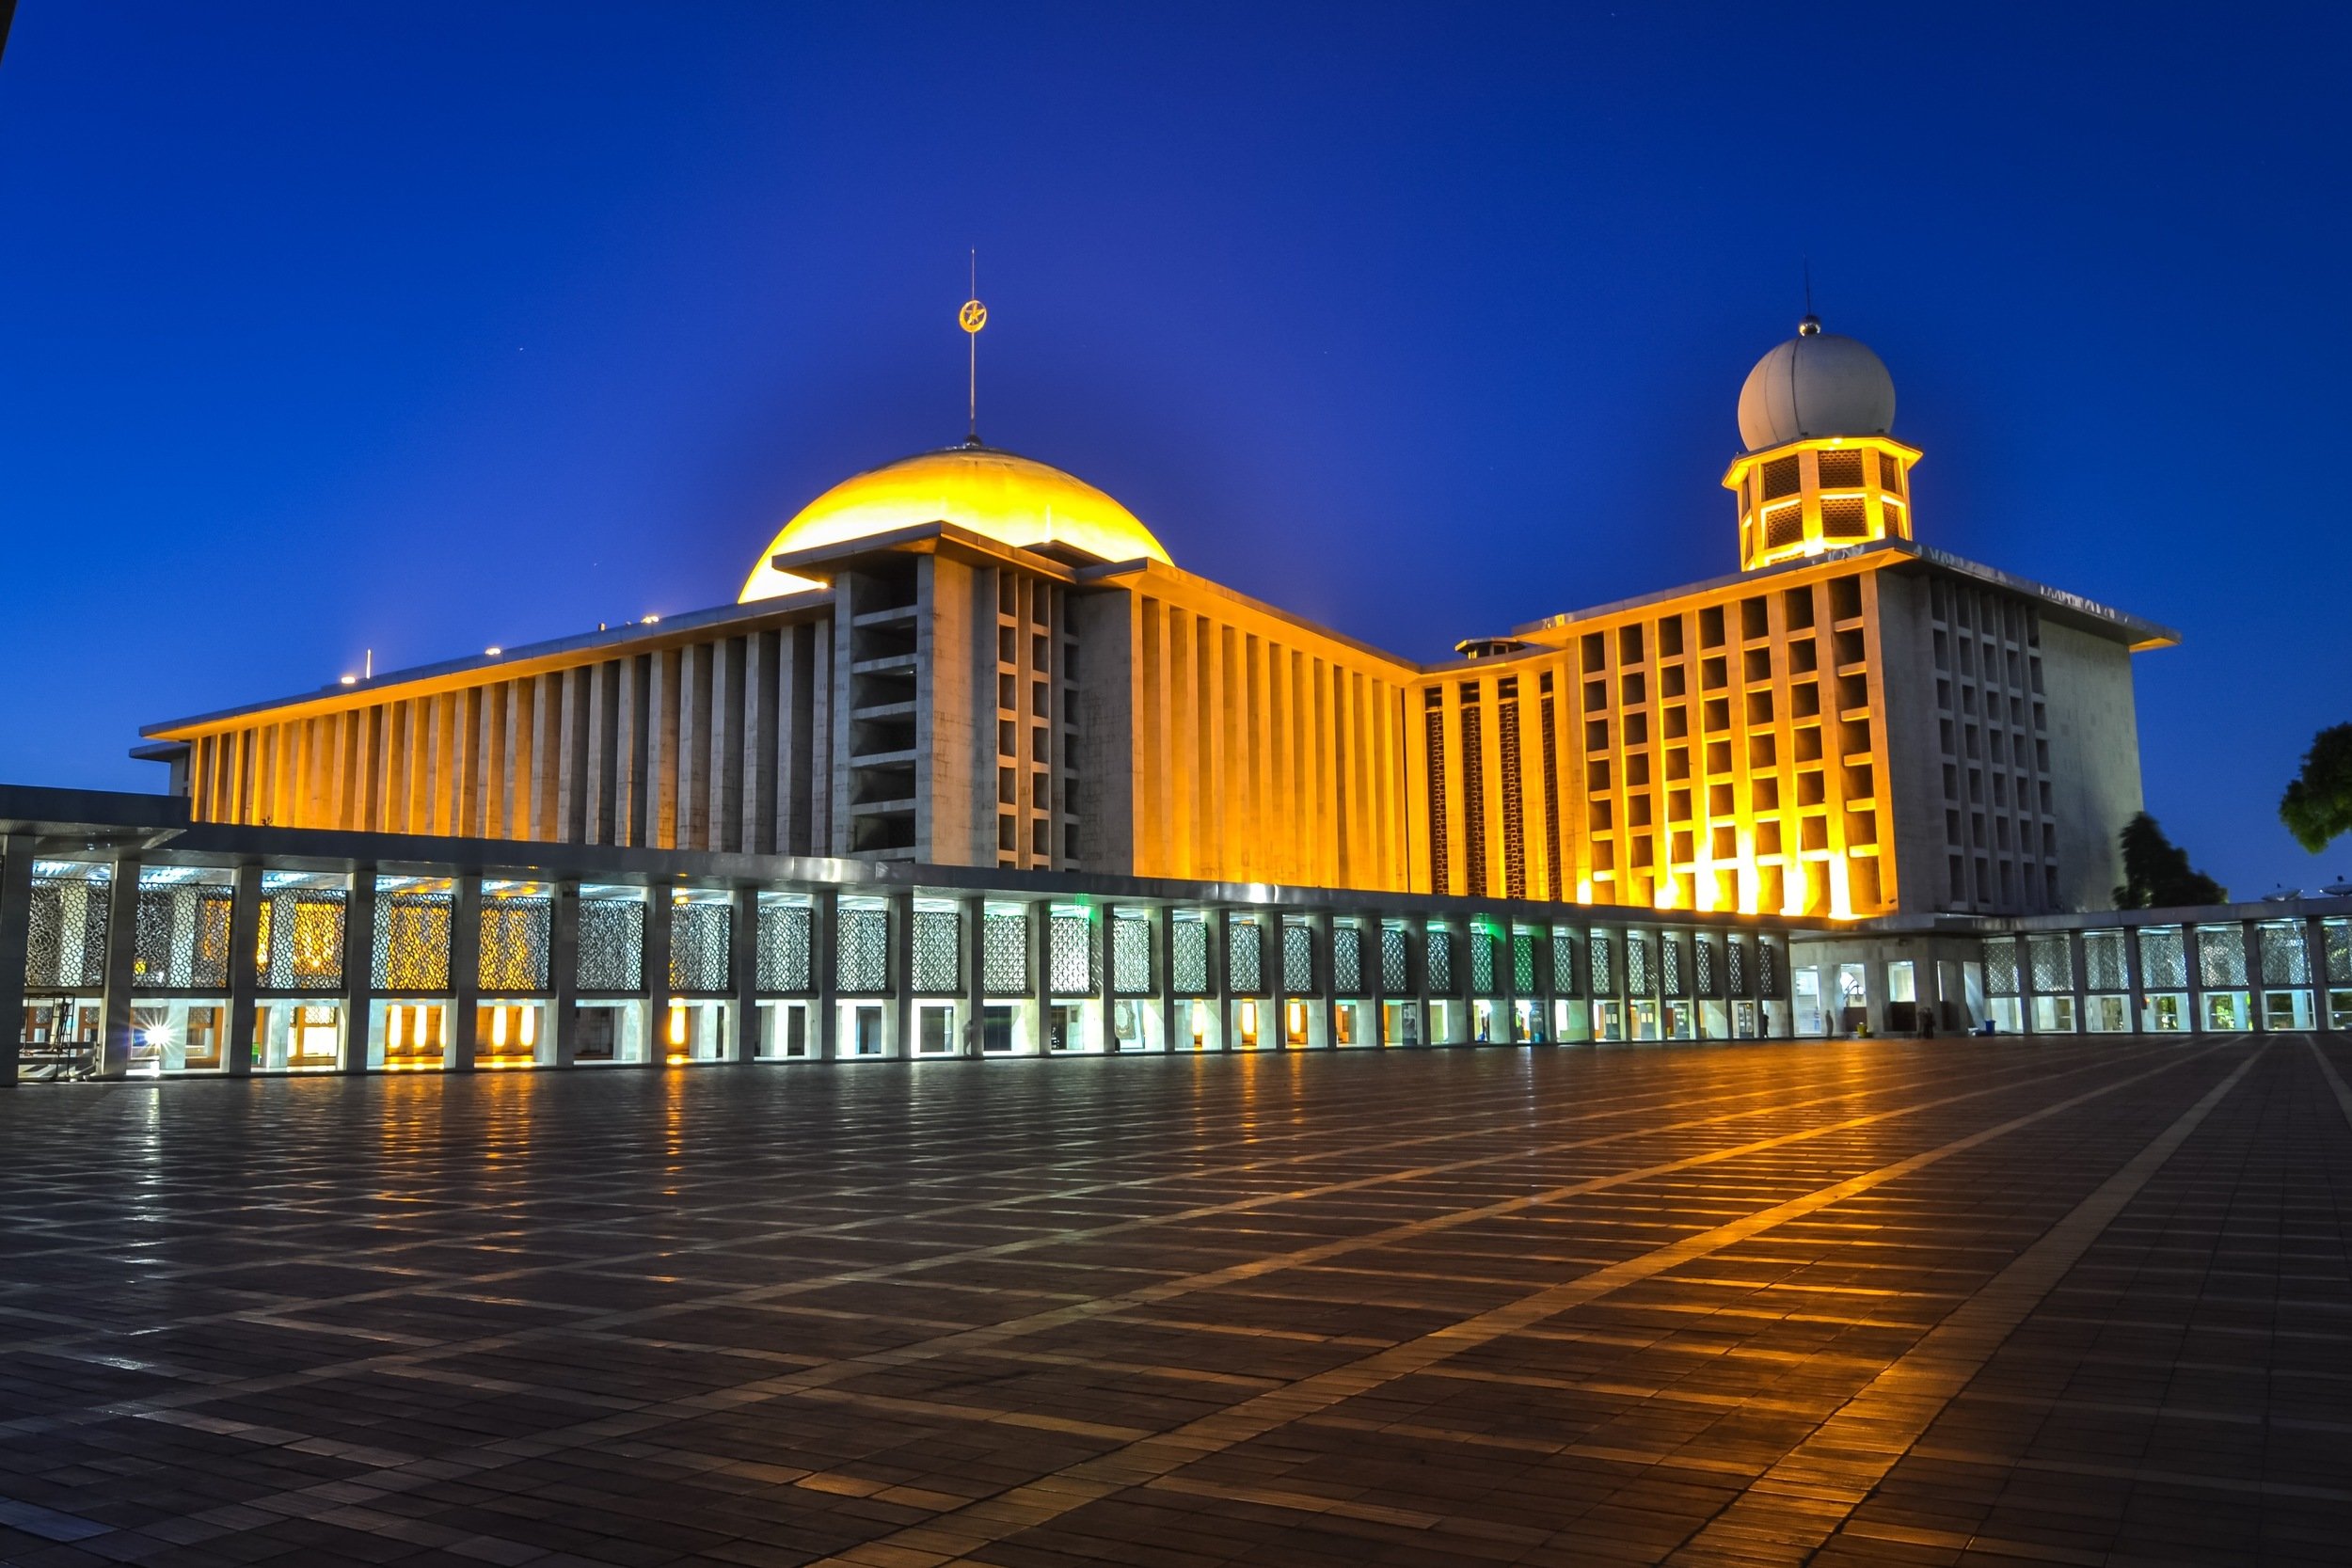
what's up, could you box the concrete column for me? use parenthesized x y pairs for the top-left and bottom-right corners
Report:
(644, 887), (674, 1062)
(888, 888), (914, 1060)
(961, 894), (986, 1058)
(1155, 906), (1181, 1053)
(1360, 914), (1388, 1047)
(1029, 901), (1053, 1053)
(95, 860), (141, 1080)
(224, 864), (262, 1077)
(2122, 925), (2149, 1036)
(1093, 910), (1116, 1055)
(2308, 914), (2331, 1028)
(0, 837), (30, 1087)
(1311, 911), (1337, 1049)
(1213, 909), (1234, 1052)
(811, 888), (839, 1060)
(2240, 917), (2261, 1033)
(1409, 916), (1433, 1048)
(342, 866), (376, 1072)
(449, 875), (482, 1071)
(551, 882), (580, 1066)
(1492, 926), (1518, 1046)
(729, 887), (758, 1062)
(1265, 914), (1290, 1051)
(2067, 930), (2090, 1037)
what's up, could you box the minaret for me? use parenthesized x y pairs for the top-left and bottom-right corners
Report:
(1722, 315), (1919, 571)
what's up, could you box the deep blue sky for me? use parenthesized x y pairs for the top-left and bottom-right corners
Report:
(2, 4), (2345, 896)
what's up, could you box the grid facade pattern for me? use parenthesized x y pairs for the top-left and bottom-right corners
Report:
(1461, 701), (1487, 897)
(1498, 696), (1526, 900)
(1627, 931), (1653, 995)
(1662, 936), (1688, 999)
(1381, 927), (1409, 994)
(1424, 705), (1449, 895)
(1112, 915), (1152, 995)
(1552, 928), (1581, 996)
(2196, 925), (2248, 988)
(133, 885), (233, 990)
(755, 902), (812, 992)
(2138, 927), (2188, 990)
(1540, 690), (1562, 901)
(1758, 939), (1782, 999)
(1694, 935), (1719, 997)
(579, 898), (645, 992)
(837, 908), (888, 994)
(1171, 919), (1210, 997)
(1229, 920), (1263, 996)
(1985, 938), (2020, 996)
(477, 896), (550, 993)
(1049, 912), (1096, 996)
(25, 876), (110, 990)
(1282, 923), (1313, 994)
(1332, 926), (1362, 995)
(1589, 929), (1613, 994)
(1727, 936), (1748, 998)
(1427, 929), (1454, 994)
(1512, 931), (1536, 994)
(984, 912), (1030, 995)
(2328, 920), (2352, 983)
(373, 892), (453, 992)
(670, 902), (732, 993)
(913, 911), (961, 995)
(260, 891), (347, 991)
(1469, 929), (1495, 995)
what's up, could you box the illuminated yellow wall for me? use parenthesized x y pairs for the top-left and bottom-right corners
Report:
(1724, 436), (1917, 572)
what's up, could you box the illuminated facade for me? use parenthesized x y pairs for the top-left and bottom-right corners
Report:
(139, 316), (2171, 923)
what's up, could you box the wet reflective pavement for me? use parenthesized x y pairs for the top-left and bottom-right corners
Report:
(1, 1037), (2347, 1567)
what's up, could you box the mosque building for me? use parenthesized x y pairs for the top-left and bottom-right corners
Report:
(3, 309), (2344, 1084)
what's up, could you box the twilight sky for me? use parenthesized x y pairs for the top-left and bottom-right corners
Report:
(1, 4), (2346, 897)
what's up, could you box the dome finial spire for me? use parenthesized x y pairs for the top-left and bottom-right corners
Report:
(1799, 259), (1820, 334)
(960, 248), (988, 447)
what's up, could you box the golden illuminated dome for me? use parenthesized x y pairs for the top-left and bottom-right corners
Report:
(739, 442), (1171, 602)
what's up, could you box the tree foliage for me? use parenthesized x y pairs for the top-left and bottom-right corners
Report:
(2280, 722), (2352, 854)
(2114, 812), (2227, 909)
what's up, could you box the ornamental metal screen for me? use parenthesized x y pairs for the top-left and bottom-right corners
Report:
(670, 902), (732, 993)
(373, 891), (453, 991)
(1693, 935), (1719, 998)
(1112, 915), (1152, 995)
(1726, 936), (1749, 999)
(1381, 927), (1409, 993)
(1049, 912), (1096, 996)
(1984, 938), (2020, 996)
(2258, 922), (2310, 986)
(578, 897), (645, 991)
(2137, 927), (2188, 990)
(1468, 930), (1495, 994)
(912, 910), (961, 994)
(477, 896), (549, 992)
(2027, 934), (2074, 993)
(262, 890), (347, 991)
(1331, 926), (1361, 995)
(984, 912), (1030, 995)
(1426, 930), (1453, 993)
(2083, 930), (2129, 992)
(1171, 919), (1210, 997)
(1589, 930), (1614, 994)
(1626, 931), (1653, 995)
(25, 875), (109, 990)
(2195, 925), (2248, 988)
(1282, 923), (1313, 993)
(837, 907), (888, 993)
(2328, 920), (2352, 984)
(1228, 920), (1263, 995)
(1551, 928), (1581, 997)
(1512, 932), (1536, 994)
(1661, 936), (1688, 999)
(1758, 940), (1783, 1000)
(133, 884), (233, 990)
(756, 902), (812, 992)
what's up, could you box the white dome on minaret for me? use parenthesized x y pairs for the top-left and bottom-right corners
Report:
(1736, 316), (1896, 452)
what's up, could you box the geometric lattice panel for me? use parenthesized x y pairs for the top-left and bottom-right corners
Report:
(372, 891), (453, 992)
(2137, 927), (2188, 991)
(1512, 932), (1536, 995)
(1112, 915), (1152, 996)
(1331, 926), (1361, 996)
(1588, 930), (1614, 995)
(1693, 935), (1718, 998)
(984, 912), (1030, 996)
(1171, 918), (1210, 997)
(1228, 920), (1263, 996)
(2328, 920), (2352, 985)
(837, 907), (888, 994)
(578, 897), (645, 992)
(1049, 913), (1096, 996)
(913, 910), (960, 995)
(133, 884), (234, 990)
(2258, 923), (2310, 987)
(262, 891), (348, 992)
(1381, 927), (1409, 994)
(1758, 939), (1782, 999)
(1626, 931), (1652, 996)
(2027, 934), (2074, 994)
(1468, 929), (1494, 995)
(756, 902), (813, 993)
(670, 901), (732, 994)
(1552, 928), (1581, 998)
(2083, 929), (2129, 992)
(1426, 930), (1453, 995)
(2195, 925), (2247, 989)
(1983, 938), (2020, 996)
(1726, 936), (1749, 999)
(1282, 923), (1313, 994)
(476, 896), (550, 993)
(1661, 936), (1687, 999)
(25, 874), (111, 990)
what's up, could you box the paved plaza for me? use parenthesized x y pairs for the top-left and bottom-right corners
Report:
(1, 1038), (2347, 1568)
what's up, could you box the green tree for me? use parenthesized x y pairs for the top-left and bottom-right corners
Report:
(2280, 723), (2352, 854)
(2114, 812), (2227, 909)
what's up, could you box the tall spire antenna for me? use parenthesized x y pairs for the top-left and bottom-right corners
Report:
(1802, 258), (1817, 329)
(959, 249), (988, 446)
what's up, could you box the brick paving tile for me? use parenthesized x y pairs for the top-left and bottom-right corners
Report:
(4, 1037), (2348, 1566)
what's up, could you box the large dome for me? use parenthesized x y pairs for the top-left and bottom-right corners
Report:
(739, 444), (1171, 602)
(1736, 318), (1896, 452)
